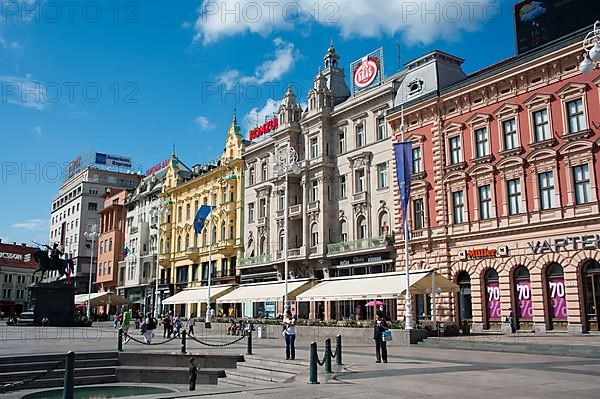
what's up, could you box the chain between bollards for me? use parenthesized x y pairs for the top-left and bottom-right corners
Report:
(246, 330), (253, 355)
(181, 330), (187, 354)
(117, 328), (123, 352)
(324, 338), (332, 373)
(336, 335), (343, 366)
(308, 342), (319, 384)
(63, 351), (74, 399)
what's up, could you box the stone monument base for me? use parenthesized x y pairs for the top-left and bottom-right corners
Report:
(28, 282), (76, 326)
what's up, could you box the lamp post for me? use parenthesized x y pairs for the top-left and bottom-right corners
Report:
(272, 145), (301, 313)
(151, 200), (170, 319)
(579, 21), (600, 74)
(83, 225), (99, 319)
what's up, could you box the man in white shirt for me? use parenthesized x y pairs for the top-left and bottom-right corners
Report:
(282, 310), (296, 360)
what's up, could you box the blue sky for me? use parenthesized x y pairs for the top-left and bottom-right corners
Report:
(0, 0), (517, 244)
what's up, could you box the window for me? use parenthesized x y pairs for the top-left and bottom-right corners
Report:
(222, 187), (227, 204)
(379, 212), (389, 236)
(88, 203), (97, 211)
(453, 191), (464, 224)
(449, 136), (462, 164)
(3, 289), (11, 299)
(278, 192), (285, 211)
(4, 274), (12, 283)
(249, 167), (255, 185)
(377, 117), (387, 140)
(310, 224), (318, 247)
(339, 175), (347, 198)
(248, 203), (255, 222)
(356, 123), (365, 148)
(413, 199), (425, 229)
(178, 206), (182, 222)
(310, 138), (319, 159)
(507, 178), (522, 215)
(211, 193), (217, 206)
(186, 204), (191, 220)
(502, 118), (518, 150)
(357, 217), (367, 239)
(261, 162), (268, 181)
(340, 220), (348, 242)
(259, 198), (266, 218)
(221, 222), (226, 240)
(567, 99), (586, 134)
(377, 163), (388, 189)
(108, 239), (113, 252)
(311, 180), (318, 202)
(539, 171), (555, 210)
(533, 109), (551, 142)
(475, 128), (489, 158)
(479, 185), (492, 220)
(229, 222), (234, 240)
(338, 131), (346, 153)
(573, 164), (591, 205)
(355, 169), (366, 193)
(107, 261), (111, 275)
(412, 147), (423, 174)
(279, 230), (285, 251)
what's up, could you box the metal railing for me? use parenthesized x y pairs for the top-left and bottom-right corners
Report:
(327, 236), (391, 255)
(240, 253), (272, 266)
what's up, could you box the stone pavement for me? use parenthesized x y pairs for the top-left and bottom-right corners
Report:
(2, 321), (600, 398)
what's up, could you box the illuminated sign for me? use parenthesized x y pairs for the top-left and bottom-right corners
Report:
(350, 48), (384, 94)
(249, 117), (279, 141)
(459, 246), (508, 261)
(146, 159), (170, 176)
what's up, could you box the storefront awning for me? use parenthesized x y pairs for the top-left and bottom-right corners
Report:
(296, 270), (458, 302)
(217, 280), (313, 304)
(74, 292), (130, 306)
(162, 285), (233, 305)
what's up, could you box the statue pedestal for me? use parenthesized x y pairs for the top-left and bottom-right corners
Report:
(28, 282), (76, 326)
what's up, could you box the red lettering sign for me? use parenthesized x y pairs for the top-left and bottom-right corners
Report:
(354, 56), (379, 89)
(467, 249), (497, 259)
(146, 158), (170, 176)
(249, 117), (279, 141)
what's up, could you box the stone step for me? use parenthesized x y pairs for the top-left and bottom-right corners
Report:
(244, 355), (309, 370)
(1, 375), (117, 392)
(0, 358), (118, 374)
(224, 363), (298, 384)
(0, 366), (116, 383)
(115, 366), (225, 385)
(0, 351), (117, 365)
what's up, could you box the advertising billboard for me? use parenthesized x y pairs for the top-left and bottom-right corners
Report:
(350, 48), (384, 94)
(95, 153), (132, 169)
(515, 0), (600, 54)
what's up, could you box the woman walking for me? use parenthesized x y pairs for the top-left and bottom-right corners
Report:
(373, 314), (389, 363)
(282, 310), (296, 360)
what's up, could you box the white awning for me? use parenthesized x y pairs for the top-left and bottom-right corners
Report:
(296, 270), (459, 302)
(217, 280), (313, 304)
(162, 285), (233, 305)
(74, 292), (130, 306)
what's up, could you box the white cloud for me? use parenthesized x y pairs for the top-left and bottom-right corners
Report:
(217, 38), (298, 90)
(0, 74), (47, 110)
(242, 98), (282, 134)
(31, 126), (42, 135)
(195, 115), (215, 131)
(0, 35), (21, 49)
(194, 0), (495, 45)
(11, 219), (47, 231)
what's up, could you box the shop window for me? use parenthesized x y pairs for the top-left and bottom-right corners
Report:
(485, 269), (501, 324)
(546, 263), (567, 326)
(583, 260), (600, 331)
(514, 266), (533, 324)
(457, 271), (472, 321)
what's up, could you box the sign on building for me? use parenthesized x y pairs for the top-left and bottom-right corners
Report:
(350, 48), (384, 94)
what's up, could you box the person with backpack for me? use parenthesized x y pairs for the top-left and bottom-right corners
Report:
(142, 312), (157, 344)
(174, 316), (183, 338)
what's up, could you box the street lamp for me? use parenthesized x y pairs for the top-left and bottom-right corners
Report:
(579, 21), (600, 74)
(83, 225), (99, 319)
(272, 145), (301, 313)
(151, 200), (171, 318)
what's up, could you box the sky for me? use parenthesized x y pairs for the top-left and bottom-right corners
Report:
(0, 0), (519, 245)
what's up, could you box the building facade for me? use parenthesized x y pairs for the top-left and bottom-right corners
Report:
(159, 119), (246, 317)
(387, 29), (600, 333)
(0, 241), (38, 315)
(48, 167), (140, 291)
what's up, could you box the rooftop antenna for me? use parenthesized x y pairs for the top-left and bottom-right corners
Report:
(396, 41), (402, 72)
(172, 140), (176, 157)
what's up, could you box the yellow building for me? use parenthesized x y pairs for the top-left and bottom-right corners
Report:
(159, 117), (245, 317)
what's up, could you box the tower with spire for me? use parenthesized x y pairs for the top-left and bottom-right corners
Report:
(322, 42), (351, 105)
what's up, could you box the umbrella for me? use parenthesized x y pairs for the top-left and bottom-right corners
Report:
(365, 300), (385, 307)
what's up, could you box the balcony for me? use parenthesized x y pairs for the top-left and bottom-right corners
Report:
(353, 192), (367, 203)
(274, 248), (304, 260)
(239, 254), (272, 268)
(327, 236), (392, 256)
(158, 253), (171, 261)
(186, 247), (200, 255)
(289, 204), (302, 218)
(308, 201), (320, 211)
(257, 217), (267, 226)
(129, 226), (139, 235)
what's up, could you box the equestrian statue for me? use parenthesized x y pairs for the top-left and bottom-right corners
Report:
(32, 243), (72, 283)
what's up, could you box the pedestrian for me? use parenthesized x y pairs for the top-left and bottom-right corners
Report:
(174, 316), (183, 338)
(122, 308), (132, 343)
(188, 316), (195, 336)
(189, 357), (198, 391)
(507, 308), (516, 333)
(210, 308), (215, 320)
(168, 311), (174, 337)
(161, 314), (170, 337)
(374, 313), (389, 363)
(134, 314), (141, 330)
(282, 309), (296, 360)
(142, 312), (157, 344)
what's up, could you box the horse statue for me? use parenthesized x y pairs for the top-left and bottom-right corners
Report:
(32, 249), (72, 283)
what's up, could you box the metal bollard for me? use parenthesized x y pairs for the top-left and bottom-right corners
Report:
(336, 335), (343, 366)
(63, 351), (74, 399)
(181, 330), (187, 354)
(324, 338), (332, 373)
(246, 330), (253, 355)
(308, 342), (319, 384)
(117, 328), (123, 352)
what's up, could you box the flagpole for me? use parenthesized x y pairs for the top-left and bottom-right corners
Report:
(206, 189), (213, 328)
(401, 106), (413, 331)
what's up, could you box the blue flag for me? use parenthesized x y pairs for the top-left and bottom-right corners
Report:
(194, 205), (214, 236)
(394, 142), (413, 228)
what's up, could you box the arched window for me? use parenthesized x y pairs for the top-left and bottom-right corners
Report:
(378, 212), (389, 236)
(457, 271), (472, 321)
(212, 225), (217, 244)
(484, 268), (501, 323)
(310, 223), (318, 247)
(340, 220), (348, 242)
(249, 167), (255, 186)
(247, 239), (255, 257)
(259, 236), (266, 255)
(229, 221), (234, 240)
(279, 230), (285, 251)
(514, 266), (532, 323)
(221, 221), (226, 241)
(357, 216), (367, 240)
(547, 263), (566, 325)
(177, 235), (182, 252)
(185, 233), (190, 250)
(582, 260), (600, 331)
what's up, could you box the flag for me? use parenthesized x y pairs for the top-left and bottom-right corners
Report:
(123, 247), (130, 257)
(194, 205), (214, 236)
(394, 142), (413, 232)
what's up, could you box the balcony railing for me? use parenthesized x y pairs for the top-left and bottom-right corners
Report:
(240, 253), (272, 267)
(129, 226), (139, 234)
(308, 201), (320, 211)
(327, 236), (391, 255)
(289, 204), (302, 217)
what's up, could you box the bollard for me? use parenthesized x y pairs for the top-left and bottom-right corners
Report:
(63, 351), (74, 399)
(308, 342), (319, 384)
(246, 330), (253, 355)
(324, 338), (332, 373)
(117, 328), (123, 352)
(181, 330), (187, 354)
(336, 335), (343, 366)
